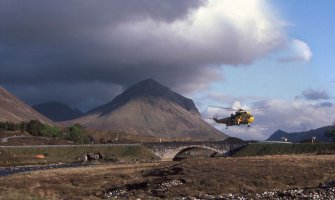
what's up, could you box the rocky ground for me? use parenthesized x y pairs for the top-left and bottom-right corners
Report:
(0, 155), (334, 199)
(175, 182), (335, 199)
(102, 155), (335, 199)
(104, 179), (335, 199)
(103, 173), (335, 200)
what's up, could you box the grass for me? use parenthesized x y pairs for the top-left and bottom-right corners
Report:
(233, 143), (335, 157)
(0, 145), (158, 167)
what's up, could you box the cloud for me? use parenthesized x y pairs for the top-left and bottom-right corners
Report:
(279, 39), (312, 62)
(0, 0), (287, 109)
(300, 88), (330, 100)
(203, 99), (335, 140)
(318, 102), (333, 108)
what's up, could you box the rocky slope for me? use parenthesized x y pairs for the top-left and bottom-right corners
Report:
(0, 86), (54, 124)
(72, 79), (228, 140)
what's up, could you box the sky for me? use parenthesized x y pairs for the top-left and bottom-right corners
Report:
(0, 0), (334, 140)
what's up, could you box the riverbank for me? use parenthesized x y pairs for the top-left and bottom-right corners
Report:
(0, 144), (159, 167)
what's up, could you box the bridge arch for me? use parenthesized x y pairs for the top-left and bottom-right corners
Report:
(160, 145), (227, 162)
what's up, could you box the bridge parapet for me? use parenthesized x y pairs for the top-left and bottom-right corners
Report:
(142, 141), (246, 161)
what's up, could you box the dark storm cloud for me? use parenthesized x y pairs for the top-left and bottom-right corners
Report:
(5, 82), (123, 112)
(0, 0), (204, 83)
(0, 0), (286, 110)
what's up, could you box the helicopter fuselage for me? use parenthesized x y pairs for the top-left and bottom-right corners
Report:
(213, 111), (254, 128)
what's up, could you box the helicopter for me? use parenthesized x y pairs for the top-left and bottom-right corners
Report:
(210, 106), (255, 129)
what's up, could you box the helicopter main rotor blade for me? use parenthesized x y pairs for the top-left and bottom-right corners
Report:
(208, 105), (240, 111)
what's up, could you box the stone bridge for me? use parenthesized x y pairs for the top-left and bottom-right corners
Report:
(142, 140), (246, 161)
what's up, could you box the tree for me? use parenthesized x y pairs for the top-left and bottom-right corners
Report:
(0, 122), (20, 132)
(20, 121), (28, 132)
(27, 120), (43, 136)
(65, 124), (90, 144)
(40, 124), (62, 138)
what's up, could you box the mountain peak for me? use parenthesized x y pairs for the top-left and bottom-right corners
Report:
(88, 79), (200, 116)
(123, 78), (170, 97)
(74, 79), (227, 140)
(137, 78), (160, 85)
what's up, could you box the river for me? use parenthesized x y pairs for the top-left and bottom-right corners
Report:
(0, 162), (89, 176)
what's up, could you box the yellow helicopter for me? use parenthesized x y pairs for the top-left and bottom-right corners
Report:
(210, 106), (255, 128)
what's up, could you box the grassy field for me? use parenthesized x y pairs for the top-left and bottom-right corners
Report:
(2, 142), (335, 167)
(0, 142), (335, 199)
(233, 143), (335, 157)
(0, 155), (334, 199)
(0, 145), (159, 167)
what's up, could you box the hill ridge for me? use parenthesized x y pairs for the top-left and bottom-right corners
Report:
(0, 86), (55, 125)
(267, 126), (334, 143)
(33, 102), (83, 122)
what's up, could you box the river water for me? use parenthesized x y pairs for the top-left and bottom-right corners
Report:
(0, 162), (88, 177)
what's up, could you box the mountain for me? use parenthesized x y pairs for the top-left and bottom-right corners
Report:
(267, 129), (288, 140)
(0, 86), (55, 124)
(267, 126), (334, 143)
(72, 79), (228, 140)
(32, 102), (83, 122)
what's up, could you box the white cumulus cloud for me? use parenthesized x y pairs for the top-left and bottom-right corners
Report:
(111, 0), (287, 66)
(279, 39), (312, 62)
